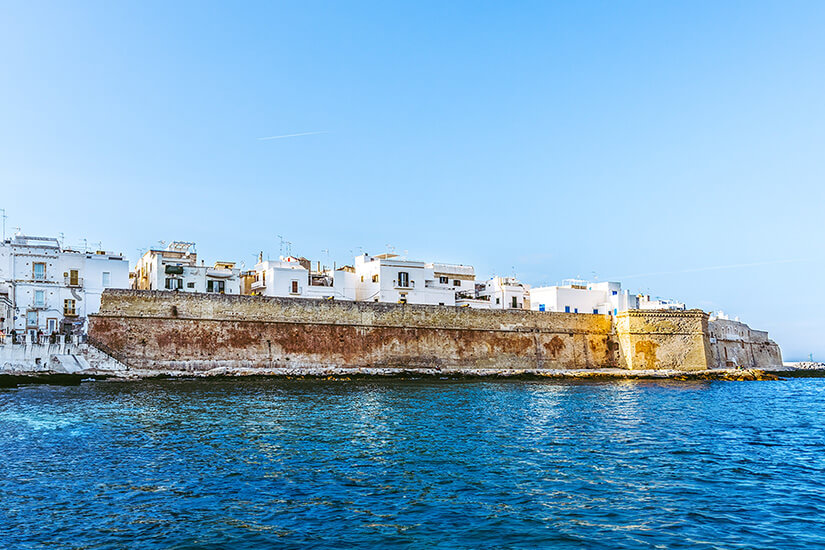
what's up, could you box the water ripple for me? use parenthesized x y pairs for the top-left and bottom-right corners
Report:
(1, 378), (824, 548)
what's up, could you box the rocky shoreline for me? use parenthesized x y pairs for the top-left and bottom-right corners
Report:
(1, 365), (804, 387)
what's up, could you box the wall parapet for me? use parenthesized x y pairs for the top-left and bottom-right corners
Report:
(89, 290), (783, 374)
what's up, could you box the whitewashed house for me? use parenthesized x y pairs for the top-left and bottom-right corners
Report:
(248, 256), (357, 301)
(528, 280), (638, 315)
(473, 276), (528, 309)
(638, 295), (685, 310)
(132, 241), (240, 295)
(0, 234), (129, 339)
(353, 254), (474, 305)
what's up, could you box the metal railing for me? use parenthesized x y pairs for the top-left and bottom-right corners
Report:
(64, 276), (84, 287)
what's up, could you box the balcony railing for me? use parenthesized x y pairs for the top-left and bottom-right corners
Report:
(64, 276), (84, 287)
(394, 280), (415, 289)
(251, 280), (266, 290)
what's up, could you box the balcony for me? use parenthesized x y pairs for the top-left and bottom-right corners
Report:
(251, 279), (266, 290)
(393, 280), (415, 290)
(64, 276), (84, 287)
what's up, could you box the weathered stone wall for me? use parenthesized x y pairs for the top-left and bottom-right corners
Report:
(615, 310), (713, 371)
(90, 290), (615, 373)
(89, 290), (783, 374)
(708, 318), (783, 369)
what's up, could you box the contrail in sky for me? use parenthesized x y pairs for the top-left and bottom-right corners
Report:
(257, 131), (329, 141)
(611, 258), (810, 280)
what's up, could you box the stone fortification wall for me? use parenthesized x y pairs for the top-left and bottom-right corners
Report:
(615, 310), (712, 371)
(90, 290), (614, 373)
(708, 318), (783, 369)
(88, 290), (783, 374)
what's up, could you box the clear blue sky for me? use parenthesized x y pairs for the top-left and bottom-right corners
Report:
(1, 1), (823, 359)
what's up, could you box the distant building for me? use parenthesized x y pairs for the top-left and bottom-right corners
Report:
(528, 280), (638, 315)
(353, 254), (473, 305)
(244, 252), (476, 306)
(464, 276), (528, 309)
(638, 295), (685, 311)
(0, 234), (129, 339)
(131, 241), (240, 295)
(247, 256), (356, 301)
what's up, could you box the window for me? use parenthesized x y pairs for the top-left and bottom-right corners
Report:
(34, 290), (45, 307)
(612, 290), (618, 296)
(397, 272), (409, 288)
(165, 278), (183, 290)
(187, 282), (195, 288)
(399, 293), (408, 304)
(33, 262), (46, 280)
(593, 309), (599, 314)
(102, 272), (111, 287)
(512, 296), (518, 308)
(496, 298), (500, 305)
(361, 275), (365, 282)
(64, 299), (76, 316)
(26, 310), (38, 327)
(371, 274), (379, 283)
(454, 279), (461, 287)
(68, 269), (79, 286)
(574, 308), (578, 313)
(439, 276), (448, 284)
(565, 306), (571, 313)
(47, 318), (57, 333)
(539, 304), (545, 312)
(291, 280), (299, 294)
(207, 280), (226, 293)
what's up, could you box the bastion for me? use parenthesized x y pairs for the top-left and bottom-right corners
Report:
(86, 290), (783, 375)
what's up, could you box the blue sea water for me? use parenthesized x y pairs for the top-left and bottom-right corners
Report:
(1, 377), (824, 549)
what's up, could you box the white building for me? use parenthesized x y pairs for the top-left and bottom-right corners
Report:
(132, 241), (240, 295)
(638, 295), (685, 311)
(0, 234), (130, 339)
(462, 276), (528, 309)
(245, 253), (476, 306)
(353, 254), (472, 305)
(248, 256), (357, 301)
(528, 280), (638, 315)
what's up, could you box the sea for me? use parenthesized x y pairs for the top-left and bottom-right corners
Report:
(1, 376), (824, 549)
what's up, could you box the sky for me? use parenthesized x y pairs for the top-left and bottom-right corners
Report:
(1, 1), (823, 359)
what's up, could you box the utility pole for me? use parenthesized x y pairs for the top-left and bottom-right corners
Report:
(0, 208), (6, 241)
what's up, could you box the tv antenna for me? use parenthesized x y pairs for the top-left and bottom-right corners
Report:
(277, 235), (286, 257)
(0, 208), (6, 241)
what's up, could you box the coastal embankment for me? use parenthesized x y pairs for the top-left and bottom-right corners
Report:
(70, 289), (783, 379)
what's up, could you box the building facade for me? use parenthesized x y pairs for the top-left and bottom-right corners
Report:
(0, 234), (129, 339)
(528, 280), (638, 315)
(131, 241), (240, 295)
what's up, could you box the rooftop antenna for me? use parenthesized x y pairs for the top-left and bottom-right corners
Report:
(386, 244), (395, 256)
(321, 249), (330, 271)
(277, 235), (286, 257)
(285, 241), (293, 257)
(0, 208), (6, 241)
(158, 240), (166, 250)
(82, 238), (88, 253)
(58, 232), (65, 249)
